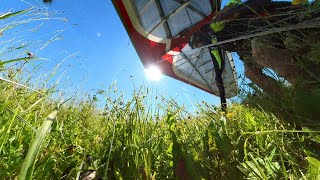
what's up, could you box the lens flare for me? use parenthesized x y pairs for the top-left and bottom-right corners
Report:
(144, 66), (162, 81)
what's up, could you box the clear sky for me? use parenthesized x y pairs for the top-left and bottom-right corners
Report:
(1, 0), (245, 111)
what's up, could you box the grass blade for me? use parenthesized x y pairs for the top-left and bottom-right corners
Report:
(18, 108), (58, 180)
(0, 9), (29, 20)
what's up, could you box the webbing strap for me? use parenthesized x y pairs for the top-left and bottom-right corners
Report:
(210, 39), (222, 69)
(210, 48), (227, 112)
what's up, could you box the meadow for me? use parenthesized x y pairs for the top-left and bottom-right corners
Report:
(1, 75), (320, 179)
(1, 1), (320, 180)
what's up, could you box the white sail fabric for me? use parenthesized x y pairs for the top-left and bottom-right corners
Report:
(172, 45), (238, 98)
(117, 0), (238, 97)
(133, 0), (212, 38)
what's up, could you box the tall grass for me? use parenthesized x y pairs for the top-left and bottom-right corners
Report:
(1, 1), (320, 179)
(1, 77), (320, 179)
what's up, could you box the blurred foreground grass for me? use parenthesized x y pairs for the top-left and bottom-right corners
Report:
(1, 78), (320, 179)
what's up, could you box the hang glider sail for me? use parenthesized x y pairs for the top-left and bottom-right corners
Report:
(112, 0), (238, 98)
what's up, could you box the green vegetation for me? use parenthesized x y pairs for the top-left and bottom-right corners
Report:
(1, 79), (320, 179)
(1, 3), (320, 180)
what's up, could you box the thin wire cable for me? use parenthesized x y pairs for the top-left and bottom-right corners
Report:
(154, 19), (320, 65)
(0, 76), (73, 131)
(152, 2), (320, 64)
(0, 76), (46, 96)
(0, 76), (46, 131)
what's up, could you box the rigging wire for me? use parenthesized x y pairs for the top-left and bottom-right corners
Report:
(154, 18), (320, 65)
(149, 3), (320, 64)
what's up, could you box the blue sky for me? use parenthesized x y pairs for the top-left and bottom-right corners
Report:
(1, 0), (245, 111)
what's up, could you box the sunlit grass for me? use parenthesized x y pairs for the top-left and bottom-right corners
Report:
(0, 75), (319, 179)
(1, 1), (320, 179)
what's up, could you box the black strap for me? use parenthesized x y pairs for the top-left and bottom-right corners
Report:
(210, 48), (227, 112)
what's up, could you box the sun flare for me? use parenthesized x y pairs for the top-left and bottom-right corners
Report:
(144, 66), (162, 81)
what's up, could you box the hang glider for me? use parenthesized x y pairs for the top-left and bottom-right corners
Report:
(112, 0), (238, 98)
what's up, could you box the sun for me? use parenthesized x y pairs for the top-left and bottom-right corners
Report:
(144, 65), (162, 81)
